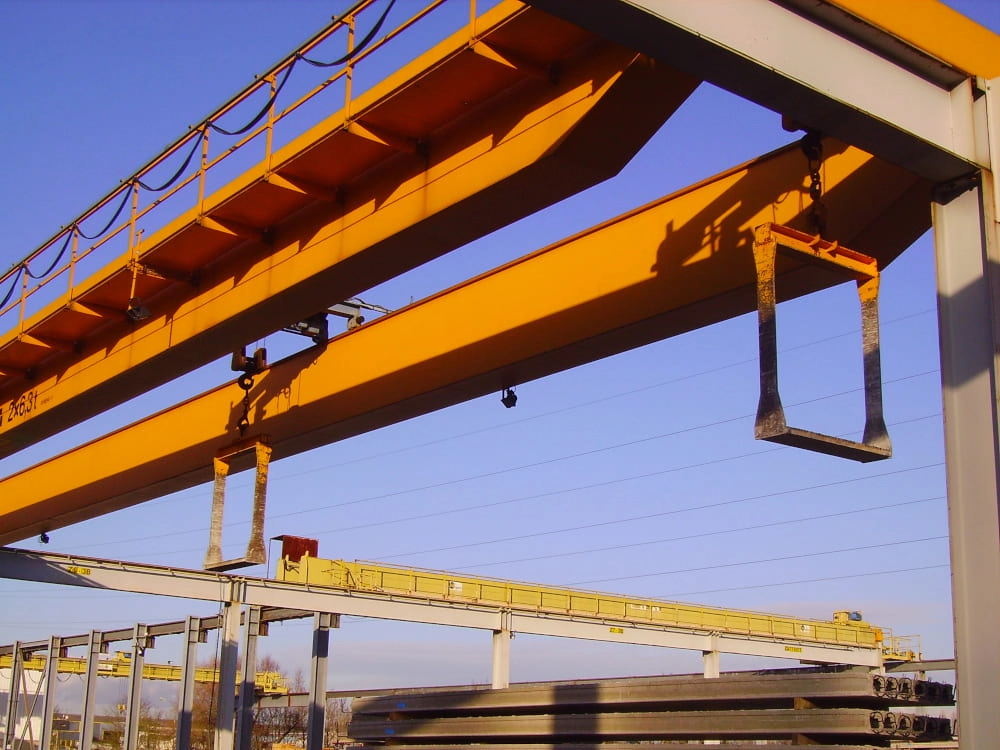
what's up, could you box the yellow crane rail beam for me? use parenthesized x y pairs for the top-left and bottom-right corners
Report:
(277, 555), (888, 652)
(0, 0), (698, 458)
(0, 653), (288, 694)
(0, 139), (930, 544)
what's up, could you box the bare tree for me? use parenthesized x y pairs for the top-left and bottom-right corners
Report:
(250, 659), (307, 750)
(324, 698), (351, 747)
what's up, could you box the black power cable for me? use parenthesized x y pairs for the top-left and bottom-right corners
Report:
(299, 0), (397, 68)
(24, 230), (74, 280)
(136, 128), (206, 193)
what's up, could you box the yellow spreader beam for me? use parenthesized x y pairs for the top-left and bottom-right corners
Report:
(0, 138), (929, 545)
(0, 0), (698, 458)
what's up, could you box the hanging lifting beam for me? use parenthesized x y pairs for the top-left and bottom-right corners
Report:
(0, 139), (931, 545)
(0, 1), (699, 460)
(752, 222), (889, 462)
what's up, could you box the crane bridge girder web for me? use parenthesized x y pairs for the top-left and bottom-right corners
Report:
(0, 0), (998, 749)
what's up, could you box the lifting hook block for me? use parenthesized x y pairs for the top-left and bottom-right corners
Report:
(751, 223), (891, 462)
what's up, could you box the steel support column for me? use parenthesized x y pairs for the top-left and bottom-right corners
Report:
(235, 607), (261, 750)
(935, 174), (1000, 746)
(123, 624), (148, 750)
(3, 641), (21, 750)
(306, 613), (336, 750)
(491, 624), (512, 689)
(39, 637), (60, 750)
(703, 648), (721, 679)
(214, 604), (241, 750)
(175, 617), (201, 750)
(79, 632), (102, 750)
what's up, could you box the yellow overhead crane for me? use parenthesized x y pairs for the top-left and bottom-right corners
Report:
(0, 0), (997, 550)
(0, 651), (289, 695)
(0, 0), (697, 458)
(276, 552), (920, 661)
(0, 137), (930, 546)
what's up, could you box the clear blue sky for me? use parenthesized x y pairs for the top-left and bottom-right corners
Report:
(1, 0), (999, 700)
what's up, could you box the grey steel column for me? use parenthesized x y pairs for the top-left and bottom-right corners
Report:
(934, 178), (1000, 749)
(123, 624), (149, 750)
(214, 603), (241, 750)
(491, 629), (511, 689)
(306, 613), (337, 750)
(39, 637), (61, 750)
(79, 631), (102, 750)
(235, 606), (261, 750)
(175, 617), (201, 750)
(3, 641), (21, 750)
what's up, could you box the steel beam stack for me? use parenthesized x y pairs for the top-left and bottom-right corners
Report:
(348, 669), (954, 747)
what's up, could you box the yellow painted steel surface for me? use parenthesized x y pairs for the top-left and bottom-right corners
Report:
(829, 0), (1000, 78)
(0, 652), (288, 694)
(0, 0), (697, 457)
(0, 139), (930, 544)
(277, 555), (885, 651)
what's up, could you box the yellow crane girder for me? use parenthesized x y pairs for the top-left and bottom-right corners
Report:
(0, 652), (289, 695)
(0, 0), (698, 459)
(278, 554), (893, 654)
(0, 138), (930, 545)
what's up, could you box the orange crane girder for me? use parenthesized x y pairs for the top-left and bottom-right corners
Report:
(0, 1), (698, 459)
(0, 139), (930, 545)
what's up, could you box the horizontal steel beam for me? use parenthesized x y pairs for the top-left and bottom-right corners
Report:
(0, 547), (881, 666)
(348, 707), (949, 741)
(527, 0), (1000, 182)
(0, 139), (930, 545)
(351, 671), (952, 715)
(0, 608), (309, 657)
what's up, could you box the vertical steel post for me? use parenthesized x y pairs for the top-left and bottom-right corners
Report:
(935, 176), (1000, 749)
(205, 457), (228, 569)
(491, 628), (511, 689)
(79, 632), (102, 750)
(40, 637), (61, 750)
(3, 641), (21, 750)
(175, 617), (201, 750)
(306, 613), (337, 750)
(214, 604), (241, 750)
(703, 650), (721, 678)
(235, 607), (261, 750)
(123, 625), (148, 750)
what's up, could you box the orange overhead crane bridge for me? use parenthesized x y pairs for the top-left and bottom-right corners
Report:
(0, 0), (995, 553)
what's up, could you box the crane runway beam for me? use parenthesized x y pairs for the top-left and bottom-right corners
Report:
(0, 0), (698, 459)
(277, 555), (891, 654)
(0, 139), (930, 545)
(0, 547), (883, 666)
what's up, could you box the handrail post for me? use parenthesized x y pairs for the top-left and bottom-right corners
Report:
(265, 74), (278, 172)
(198, 129), (210, 213)
(67, 231), (79, 300)
(344, 15), (356, 118)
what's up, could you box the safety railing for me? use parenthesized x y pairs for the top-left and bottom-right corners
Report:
(0, 0), (493, 336)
